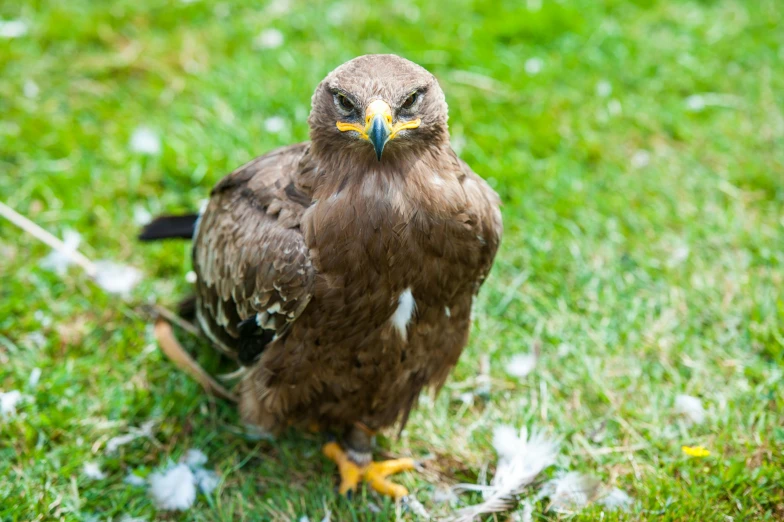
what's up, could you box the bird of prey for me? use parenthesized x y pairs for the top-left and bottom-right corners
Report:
(141, 54), (502, 499)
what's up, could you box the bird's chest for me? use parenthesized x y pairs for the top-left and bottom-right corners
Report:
(302, 173), (481, 332)
(309, 199), (475, 292)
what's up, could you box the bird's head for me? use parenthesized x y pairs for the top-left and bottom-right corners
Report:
(309, 54), (449, 162)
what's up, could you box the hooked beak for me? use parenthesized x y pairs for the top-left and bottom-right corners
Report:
(336, 99), (421, 161)
(367, 109), (390, 160)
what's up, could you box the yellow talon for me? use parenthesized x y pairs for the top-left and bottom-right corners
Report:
(322, 442), (416, 500)
(366, 458), (415, 498)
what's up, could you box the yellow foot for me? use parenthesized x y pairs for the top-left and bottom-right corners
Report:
(322, 442), (416, 500)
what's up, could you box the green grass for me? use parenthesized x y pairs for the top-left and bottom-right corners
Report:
(2, 0), (783, 520)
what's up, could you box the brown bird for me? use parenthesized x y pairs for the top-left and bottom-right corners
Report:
(141, 54), (502, 499)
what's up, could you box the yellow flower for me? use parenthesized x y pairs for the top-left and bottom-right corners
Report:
(682, 445), (710, 457)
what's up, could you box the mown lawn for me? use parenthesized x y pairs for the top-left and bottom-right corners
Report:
(1, 0), (783, 520)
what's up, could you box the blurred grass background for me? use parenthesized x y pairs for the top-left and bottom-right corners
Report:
(1, 0), (783, 520)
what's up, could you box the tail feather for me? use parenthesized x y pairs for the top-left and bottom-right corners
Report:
(138, 214), (199, 241)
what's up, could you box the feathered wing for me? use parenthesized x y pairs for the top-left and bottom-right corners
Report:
(192, 143), (317, 361)
(458, 157), (503, 293)
(406, 153), (503, 412)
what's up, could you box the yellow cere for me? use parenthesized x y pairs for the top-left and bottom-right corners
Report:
(389, 118), (421, 140)
(682, 445), (711, 458)
(336, 98), (421, 141)
(335, 120), (368, 139)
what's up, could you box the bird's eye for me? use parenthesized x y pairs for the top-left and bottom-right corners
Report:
(402, 91), (419, 110)
(335, 93), (355, 112)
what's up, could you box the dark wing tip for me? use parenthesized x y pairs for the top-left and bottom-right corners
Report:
(138, 214), (200, 241)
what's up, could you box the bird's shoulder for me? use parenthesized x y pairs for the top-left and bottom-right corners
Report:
(452, 153), (503, 289)
(450, 152), (503, 243)
(210, 142), (316, 225)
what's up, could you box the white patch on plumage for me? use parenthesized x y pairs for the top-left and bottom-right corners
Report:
(255, 311), (276, 329)
(255, 312), (267, 327)
(390, 288), (416, 340)
(445, 306), (451, 318)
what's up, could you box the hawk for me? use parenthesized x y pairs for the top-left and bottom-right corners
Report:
(141, 54), (502, 498)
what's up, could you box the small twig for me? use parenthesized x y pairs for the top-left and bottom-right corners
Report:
(1, 201), (235, 402)
(154, 319), (238, 402)
(0, 201), (97, 276)
(152, 304), (202, 338)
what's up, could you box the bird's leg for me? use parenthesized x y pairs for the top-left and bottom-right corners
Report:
(322, 423), (417, 500)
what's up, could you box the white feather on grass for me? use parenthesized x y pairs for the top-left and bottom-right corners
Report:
(83, 461), (107, 480)
(183, 448), (208, 468)
(0, 202), (146, 297)
(598, 487), (634, 511)
(538, 472), (601, 512)
(124, 472), (147, 487)
(264, 116), (287, 134)
(148, 463), (196, 511)
(0, 390), (24, 418)
(28, 367), (42, 389)
(39, 229), (82, 275)
(193, 468), (220, 494)
(106, 420), (156, 453)
(129, 127), (161, 155)
(514, 501), (533, 522)
(0, 20), (28, 39)
(24, 79), (40, 99)
(675, 394), (706, 425)
(254, 28), (284, 49)
(93, 261), (143, 296)
(405, 497), (431, 519)
(505, 352), (537, 379)
(132, 205), (153, 227)
(448, 426), (558, 522)
(433, 485), (459, 505)
(142, 447), (220, 509)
